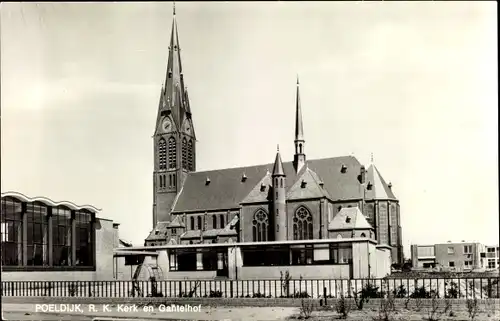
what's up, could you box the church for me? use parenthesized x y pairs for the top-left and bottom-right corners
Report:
(143, 7), (403, 277)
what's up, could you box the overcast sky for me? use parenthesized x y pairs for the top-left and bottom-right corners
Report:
(1, 2), (497, 255)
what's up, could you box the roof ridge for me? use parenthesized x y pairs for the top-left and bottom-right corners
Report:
(191, 155), (360, 175)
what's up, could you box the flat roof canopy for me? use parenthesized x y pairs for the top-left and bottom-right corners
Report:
(116, 237), (383, 252)
(113, 251), (159, 257)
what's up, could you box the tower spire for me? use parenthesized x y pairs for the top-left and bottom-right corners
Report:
(273, 147), (285, 176)
(173, 1), (176, 15)
(295, 75), (304, 141)
(293, 76), (306, 173)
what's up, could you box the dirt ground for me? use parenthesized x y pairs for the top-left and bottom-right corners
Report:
(287, 306), (500, 321)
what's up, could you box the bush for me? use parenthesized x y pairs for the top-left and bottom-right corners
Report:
(372, 295), (396, 321)
(445, 281), (460, 298)
(425, 292), (445, 321)
(208, 290), (223, 298)
(299, 298), (314, 319)
(353, 282), (382, 310)
(335, 295), (351, 319)
(392, 284), (407, 298)
(466, 297), (479, 321)
(410, 286), (431, 298)
(292, 291), (310, 298)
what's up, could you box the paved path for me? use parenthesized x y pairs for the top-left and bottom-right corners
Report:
(2, 303), (297, 321)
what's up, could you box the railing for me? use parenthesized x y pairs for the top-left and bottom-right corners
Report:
(2, 277), (499, 299)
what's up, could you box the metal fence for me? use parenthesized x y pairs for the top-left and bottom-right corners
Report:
(2, 277), (499, 299)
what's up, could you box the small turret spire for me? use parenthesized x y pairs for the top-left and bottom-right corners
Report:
(370, 152), (374, 164)
(272, 148), (285, 176)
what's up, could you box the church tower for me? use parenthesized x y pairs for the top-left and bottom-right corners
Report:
(293, 77), (306, 173)
(272, 146), (287, 241)
(152, 5), (196, 227)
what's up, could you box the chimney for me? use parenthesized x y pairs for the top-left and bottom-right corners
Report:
(359, 165), (366, 184)
(205, 177), (211, 185)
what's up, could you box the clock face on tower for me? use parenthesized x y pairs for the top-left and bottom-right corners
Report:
(162, 118), (172, 132)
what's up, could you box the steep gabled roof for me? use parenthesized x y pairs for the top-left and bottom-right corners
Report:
(145, 221), (169, 241)
(365, 164), (396, 200)
(167, 215), (185, 228)
(240, 171), (272, 204)
(328, 207), (373, 231)
(172, 156), (365, 212)
(287, 167), (332, 200)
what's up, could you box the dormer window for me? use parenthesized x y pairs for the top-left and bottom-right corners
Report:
(168, 69), (172, 78)
(341, 164), (347, 173)
(388, 182), (392, 189)
(318, 181), (324, 187)
(345, 217), (351, 223)
(301, 180), (307, 188)
(241, 173), (247, 182)
(155, 231), (160, 235)
(260, 183), (266, 192)
(367, 181), (373, 190)
(205, 177), (211, 185)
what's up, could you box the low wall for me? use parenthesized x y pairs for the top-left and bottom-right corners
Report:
(2, 296), (499, 309)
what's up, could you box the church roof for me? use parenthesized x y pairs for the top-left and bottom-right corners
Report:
(287, 167), (332, 200)
(328, 207), (372, 231)
(146, 221), (170, 241)
(365, 164), (396, 200)
(172, 156), (365, 213)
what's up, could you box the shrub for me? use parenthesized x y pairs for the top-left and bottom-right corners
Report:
(392, 284), (407, 298)
(352, 281), (382, 310)
(252, 292), (269, 298)
(466, 298), (479, 321)
(335, 295), (351, 319)
(299, 298), (314, 319)
(425, 292), (444, 321)
(410, 286), (431, 299)
(372, 295), (396, 321)
(445, 281), (459, 298)
(208, 290), (223, 298)
(292, 291), (310, 298)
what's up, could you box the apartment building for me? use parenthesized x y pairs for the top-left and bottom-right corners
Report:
(411, 241), (498, 272)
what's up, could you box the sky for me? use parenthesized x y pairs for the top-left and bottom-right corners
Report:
(1, 2), (498, 257)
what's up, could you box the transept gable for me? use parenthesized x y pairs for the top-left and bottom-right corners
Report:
(287, 167), (331, 200)
(240, 171), (273, 204)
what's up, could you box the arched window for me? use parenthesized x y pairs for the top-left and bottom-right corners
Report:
(337, 234), (343, 239)
(360, 233), (366, 237)
(220, 214), (225, 228)
(293, 206), (313, 240)
(187, 140), (193, 171)
(252, 210), (268, 242)
(197, 216), (202, 230)
(280, 178), (283, 188)
(168, 137), (176, 169)
(158, 138), (167, 170)
(299, 143), (303, 154)
(181, 138), (188, 169)
(190, 217), (194, 230)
